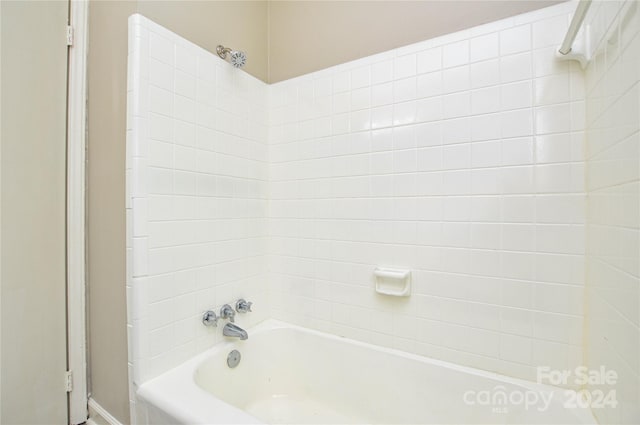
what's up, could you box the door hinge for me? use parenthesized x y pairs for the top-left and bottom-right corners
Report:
(66, 25), (74, 46)
(65, 370), (73, 392)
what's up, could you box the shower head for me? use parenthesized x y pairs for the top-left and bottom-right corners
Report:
(216, 45), (247, 69)
(229, 50), (247, 68)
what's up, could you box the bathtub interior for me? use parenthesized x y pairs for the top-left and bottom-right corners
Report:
(192, 325), (594, 425)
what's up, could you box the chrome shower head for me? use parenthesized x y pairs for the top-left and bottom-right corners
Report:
(229, 50), (247, 68)
(216, 45), (247, 69)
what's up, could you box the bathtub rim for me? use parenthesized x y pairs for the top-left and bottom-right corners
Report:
(135, 318), (597, 424)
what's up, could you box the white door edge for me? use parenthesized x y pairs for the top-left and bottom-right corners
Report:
(67, 1), (89, 423)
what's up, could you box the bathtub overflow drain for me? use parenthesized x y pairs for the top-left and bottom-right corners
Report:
(227, 349), (241, 368)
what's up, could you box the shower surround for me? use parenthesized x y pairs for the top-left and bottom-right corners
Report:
(126, 1), (639, 423)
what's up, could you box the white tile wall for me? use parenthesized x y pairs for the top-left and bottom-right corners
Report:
(267, 1), (586, 383)
(126, 14), (270, 396)
(584, 1), (640, 423)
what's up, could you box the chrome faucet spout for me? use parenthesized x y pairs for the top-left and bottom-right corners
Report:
(223, 322), (248, 340)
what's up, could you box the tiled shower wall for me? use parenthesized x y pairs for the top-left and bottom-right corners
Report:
(126, 14), (269, 387)
(267, 2), (586, 382)
(584, 1), (640, 423)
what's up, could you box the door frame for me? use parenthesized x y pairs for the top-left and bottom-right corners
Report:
(67, 1), (89, 423)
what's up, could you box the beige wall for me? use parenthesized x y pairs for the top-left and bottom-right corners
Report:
(87, 2), (137, 423)
(267, 0), (565, 82)
(1, 1), (69, 423)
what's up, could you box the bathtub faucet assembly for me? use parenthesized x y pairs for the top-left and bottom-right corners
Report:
(202, 298), (253, 340)
(203, 299), (253, 339)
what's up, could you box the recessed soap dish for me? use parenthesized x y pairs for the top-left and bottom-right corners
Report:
(374, 267), (411, 297)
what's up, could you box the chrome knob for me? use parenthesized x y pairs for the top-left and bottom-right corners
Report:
(202, 310), (218, 327)
(220, 304), (235, 323)
(235, 299), (253, 313)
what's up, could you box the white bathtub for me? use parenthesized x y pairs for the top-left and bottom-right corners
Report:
(136, 320), (596, 424)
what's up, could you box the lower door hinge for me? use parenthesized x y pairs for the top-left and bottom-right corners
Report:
(66, 25), (74, 46)
(65, 371), (73, 392)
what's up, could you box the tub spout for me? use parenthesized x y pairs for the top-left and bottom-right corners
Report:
(223, 323), (248, 340)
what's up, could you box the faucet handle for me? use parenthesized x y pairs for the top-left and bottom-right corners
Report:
(235, 298), (253, 313)
(202, 310), (218, 327)
(220, 304), (235, 322)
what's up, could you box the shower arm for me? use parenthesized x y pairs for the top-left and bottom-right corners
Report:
(216, 45), (232, 59)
